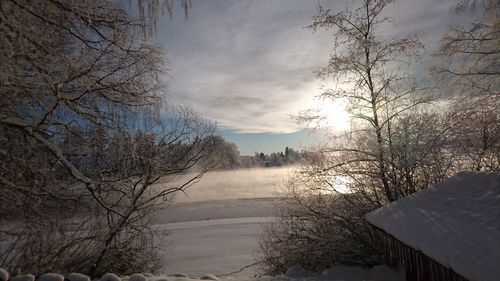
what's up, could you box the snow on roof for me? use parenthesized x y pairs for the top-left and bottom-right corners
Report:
(366, 172), (500, 281)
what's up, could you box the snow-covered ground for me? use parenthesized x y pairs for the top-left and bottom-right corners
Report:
(154, 168), (290, 278)
(2, 267), (404, 281)
(2, 168), (404, 281)
(155, 199), (275, 279)
(134, 264), (404, 281)
(150, 167), (404, 281)
(155, 200), (404, 281)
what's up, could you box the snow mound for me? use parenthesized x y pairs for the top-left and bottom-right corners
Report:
(166, 273), (190, 278)
(369, 265), (404, 281)
(100, 273), (121, 281)
(268, 276), (291, 281)
(321, 265), (371, 280)
(142, 266), (401, 281)
(39, 274), (64, 281)
(0, 266), (402, 281)
(128, 274), (147, 281)
(366, 172), (500, 281)
(147, 274), (212, 281)
(284, 265), (309, 278)
(66, 273), (90, 281)
(10, 274), (35, 281)
(0, 269), (9, 281)
(199, 274), (220, 280)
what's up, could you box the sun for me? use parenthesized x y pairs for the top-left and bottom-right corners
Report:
(313, 98), (350, 131)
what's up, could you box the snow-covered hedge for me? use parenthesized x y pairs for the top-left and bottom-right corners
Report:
(0, 271), (222, 281)
(0, 266), (403, 281)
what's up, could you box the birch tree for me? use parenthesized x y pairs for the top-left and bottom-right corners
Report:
(431, 0), (499, 172)
(259, 0), (453, 273)
(305, 0), (426, 202)
(432, 0), (499, 97)
(0, 0), (216, 275)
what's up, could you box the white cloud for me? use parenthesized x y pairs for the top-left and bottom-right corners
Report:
(156, 0), (454, 133)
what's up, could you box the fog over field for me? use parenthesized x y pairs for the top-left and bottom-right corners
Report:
(167, 167), (296, 203)
(151, 167), (296, 277)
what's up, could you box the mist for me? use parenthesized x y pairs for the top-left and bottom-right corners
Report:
(164, 166), (296, 203)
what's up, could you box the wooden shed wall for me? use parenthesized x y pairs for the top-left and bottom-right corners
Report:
(371, 226), (470, 281)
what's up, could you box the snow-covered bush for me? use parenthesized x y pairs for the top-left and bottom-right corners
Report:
(0, 269), (9, 281)
(67, 273), (90, 281)
(99, 273), (121, 281)
(10, 274), (35, 281)
(128, 274), (147, 281)
(258, 170), (383, 275)
(199, 274), (220, 280)
(39, 273), (64, 281)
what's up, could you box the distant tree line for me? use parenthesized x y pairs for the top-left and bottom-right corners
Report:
(198, 136), (306, 170)
(252, 147), (306, 167)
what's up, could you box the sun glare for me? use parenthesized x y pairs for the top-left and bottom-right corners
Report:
(313, 98), (351, 131)
(318, 175), (353, 194)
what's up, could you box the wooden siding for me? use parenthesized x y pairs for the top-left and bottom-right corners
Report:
(370, 225), (470, 281)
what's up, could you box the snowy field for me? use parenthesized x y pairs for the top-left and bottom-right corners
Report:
(151, 167), (404, 281)
(141, 264), (404, 280)
(1, 167), (403, 281)
(156, 199), (276, 278)
(154, 168), (291, 278)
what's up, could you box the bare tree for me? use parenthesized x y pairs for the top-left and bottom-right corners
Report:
(432, 0), (499, 97)
(135, 0), (192, 38)
(259, 0), (455, 274)
(304, 0), (426, 202)
(1, 0), (216, 275)
(431, 0), (499, 172)
(446, 96), (500, 172)
(258, 168), (383, 275)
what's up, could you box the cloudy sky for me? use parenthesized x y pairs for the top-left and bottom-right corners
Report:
(155, 0), (459, 155)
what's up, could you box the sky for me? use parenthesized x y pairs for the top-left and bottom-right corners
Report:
(154, 0), (458, 155)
